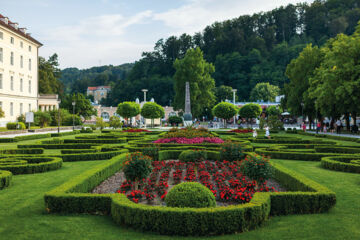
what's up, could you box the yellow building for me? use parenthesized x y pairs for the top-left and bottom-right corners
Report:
(0, 14), (42, 126)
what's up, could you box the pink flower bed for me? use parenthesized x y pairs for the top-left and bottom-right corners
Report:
(153, 137), (224, 144)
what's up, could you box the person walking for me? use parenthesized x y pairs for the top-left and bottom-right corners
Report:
(302, 122), (306, 132)
(336, 119), (341, 134)
(316, 122), (321, 134)
(253, 129), (258, 138)
(265, 126), (270, 139)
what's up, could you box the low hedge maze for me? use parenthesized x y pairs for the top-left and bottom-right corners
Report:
(0, 156), (62, 175)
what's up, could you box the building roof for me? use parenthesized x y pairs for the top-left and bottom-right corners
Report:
(87, 86), (111, 91)
(0, 14), (42, 46)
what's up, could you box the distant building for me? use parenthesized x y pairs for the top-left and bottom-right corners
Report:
(87, 86), (110, 103)
(0, 14), (43, 126)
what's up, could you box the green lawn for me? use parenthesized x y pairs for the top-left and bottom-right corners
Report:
(0, 134), (359, 239)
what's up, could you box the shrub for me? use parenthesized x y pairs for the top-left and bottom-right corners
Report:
(168, 116), (183, 126)
(241, 154), (273, 185)
(0, 170), (12, 189)
(142, 145), (160, 161)
(6, 122), (26, 130)
(179, 150), (207, 163)
(109, 116), (122, 129)
(80, 127), (93, 133)
(220, 142), (244, 161)
(34, 111), (52, 127)
(165, 182), (216, 208)
(123, 152), (152, 190)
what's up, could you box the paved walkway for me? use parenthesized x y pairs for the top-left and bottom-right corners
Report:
(0, 129), (73, 138)
(308, 131), (360, 139)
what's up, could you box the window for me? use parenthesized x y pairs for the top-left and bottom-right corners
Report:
(20, 78), (23, 92)
(28, 80), (31, 93)
(10, 76), (14, 90)
(28, 45), (31, 52)
(10, 37), (14, 44)
(0, 31), (3, 39)
(10, 102), (13, 116)
(0, 48), (2, 62)
(28, 103), (31, 112)
(10, 52), (14, 65)
(28, 59), (31, 70)
(20, 103), (23, 115)
(20, 41), (23, 48)
(0, 73), (2, 89)
(20, 55), (23, 68)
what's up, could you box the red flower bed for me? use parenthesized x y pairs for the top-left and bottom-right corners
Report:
(230, 129), (253, 133)
(123, 129), (150, 132)
(153, 137), (224, 144)
(117, 159), (276, 205)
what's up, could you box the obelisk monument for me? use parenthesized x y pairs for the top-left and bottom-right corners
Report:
(183, 81), (193, 126)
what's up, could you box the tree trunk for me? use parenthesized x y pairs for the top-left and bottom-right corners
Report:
(345, 113), (350, 131)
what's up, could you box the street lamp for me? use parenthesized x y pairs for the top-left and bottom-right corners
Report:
(142, 89), (148, 103)
(57, 100), (61, 134)
(232, 89), (237, 127)
(72, 101), (76, 131)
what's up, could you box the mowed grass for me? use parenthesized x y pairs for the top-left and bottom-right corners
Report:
(0, 134), (360, 239)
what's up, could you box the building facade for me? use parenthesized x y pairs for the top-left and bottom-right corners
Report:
(87, 86), (110, 103)
(0, 14), (42, 126)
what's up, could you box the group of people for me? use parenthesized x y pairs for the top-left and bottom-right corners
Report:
(302, 120), (359, 134)
(252, 126), (270, 139)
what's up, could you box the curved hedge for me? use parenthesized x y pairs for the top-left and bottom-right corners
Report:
(321, 156), (360, 173)
(0, 170), (12, 189)
(0, 157), (62, 174)
(0, 148), (44, 155)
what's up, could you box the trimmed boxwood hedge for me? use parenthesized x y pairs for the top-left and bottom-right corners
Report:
(0, 170), (12, 189)
(50, 130), (80, 137)
(44, 150), (336, 236)
(18, 144), (95, 149)
(58, 149), (128, 162)
(61, 149), (98, 154)
(64, 138), (127, 144)
(0, 157), (62, 174)
(0, 133), (52, 143)
(321, 156), (360, 173)
(0, 148), (44, 155)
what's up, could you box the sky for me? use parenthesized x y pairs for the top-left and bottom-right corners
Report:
(1, 0), (314, 69)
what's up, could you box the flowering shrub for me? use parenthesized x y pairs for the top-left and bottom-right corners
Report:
(123, 152), (152, 189)
(123, 128), (150, 132)
(142, 145), (160, 161)
(220, 141), (245, 161)
(240, 154), (273, 185)
(164, 127), (214, 138)
(153, 137), (224, 144)
(230, 129), (253, 133)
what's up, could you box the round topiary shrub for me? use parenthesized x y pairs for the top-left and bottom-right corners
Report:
(165, 182), (216, 208)
(179, 150), (207, 163)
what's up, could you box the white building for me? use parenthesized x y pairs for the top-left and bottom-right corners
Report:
(0, 14), (42, 127)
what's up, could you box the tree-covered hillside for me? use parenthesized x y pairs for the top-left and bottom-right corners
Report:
(59, 0), (360, 106)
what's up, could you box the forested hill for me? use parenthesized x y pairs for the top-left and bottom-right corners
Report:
(60, 0), (360, 106)
(59, 63), (134, 94)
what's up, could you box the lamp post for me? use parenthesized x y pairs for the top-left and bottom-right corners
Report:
(57, 100), (61, 134)
(232, 89), (237, 127)
(141, 89), (148, 127)
(72, 101), (76, 131)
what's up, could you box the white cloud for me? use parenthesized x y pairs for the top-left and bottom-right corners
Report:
(154, 0), (314, 35)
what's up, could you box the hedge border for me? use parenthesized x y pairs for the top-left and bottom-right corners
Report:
(0, 157), (62, 175)
(0, 170), (12, 189)
(44, 151), (336, 236)
(321, 156), (360, 173)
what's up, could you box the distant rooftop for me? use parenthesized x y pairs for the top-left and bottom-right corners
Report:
(87, 86), (111, 91)
(0, 13), (42, 46)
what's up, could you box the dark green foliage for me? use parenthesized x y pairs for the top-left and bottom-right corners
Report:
(0, 170), (12, 189)
(165, 182), (216, 208)
(50, 130), (80, 137)
(212, 102), (238, 123)
(6, 122), (26, 130)
(64, 138), (126, 144)
(61, 93), (97, 120)
(60, 150), (128, 162)
(220, 142), (244, 161)
(179, 150), (207, 163)
(239, 103), (262, 119)
(123, 153), (152, 183)
(241, 155), (273, 184)
(80, 127), (93, 133)
(0, 149), (44, 155)
(321, 156), (360, 173)
(18, 144), (94, 149)
(168, 116), (183, 126)
(142, 145), (159, 161)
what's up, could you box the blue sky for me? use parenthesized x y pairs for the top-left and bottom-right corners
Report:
(1, 0), (314, 69)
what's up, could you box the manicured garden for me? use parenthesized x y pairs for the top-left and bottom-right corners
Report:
(0, 128), (359, 239)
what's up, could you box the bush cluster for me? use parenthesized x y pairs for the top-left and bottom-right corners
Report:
(6, 122), (26, 130)
(241, 154), (273, 185)
(179, 150), (207, 162)
(165, 182), (216, 208)
(220, 141), (244, 161)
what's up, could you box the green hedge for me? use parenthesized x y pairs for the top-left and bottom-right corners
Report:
(50, 130), (80, 137)
(0, 148), (44, 155)
(64, 138), (127, 144)
(44, 150), (335, 236)
(0, 133), (52, 143)
(0, 157), (62, 175)
(315, 146), (360, 154)
(59, 149), (128, 162)
(61, 149), (98, 154)
(0, 170), (12, 189)
(321, 156), (360, 173)
(297, 131), (359, 142)
(18, 144), (95, 149)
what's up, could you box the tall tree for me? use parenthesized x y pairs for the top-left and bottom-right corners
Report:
(250, 82), (280, 102)
(61, 93), (97, 120)
(38, 53), (62, 95)
(173, 48), (216, 117)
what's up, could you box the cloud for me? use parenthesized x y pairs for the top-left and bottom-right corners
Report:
(154, 0), (314, 35)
